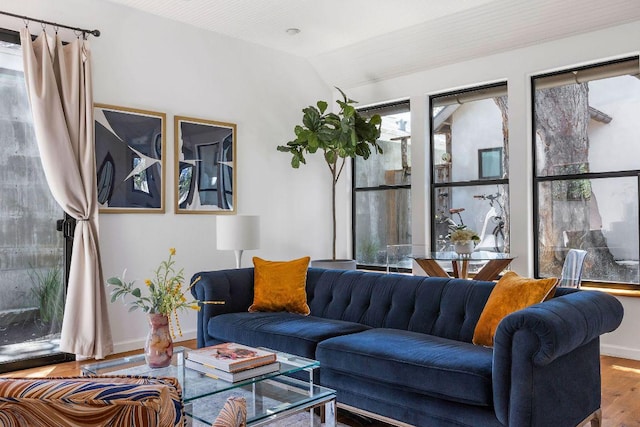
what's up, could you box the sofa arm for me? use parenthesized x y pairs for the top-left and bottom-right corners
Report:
(492, 290), (623, 426)
(494, 290), (623, 366)
(191, 268), (255, 347)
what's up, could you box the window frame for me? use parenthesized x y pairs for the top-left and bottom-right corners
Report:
(352, 100), (411, 271)
(531, 56), (640, 291)
(478, 147), (503, 180)
(429, 82), (510, 253)
(0, 28), (75, 373)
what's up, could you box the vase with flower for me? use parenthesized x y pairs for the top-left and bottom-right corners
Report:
(107, 248), (201, 368)
(448, 226), (480, 255)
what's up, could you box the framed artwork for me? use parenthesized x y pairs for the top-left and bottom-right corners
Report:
(94, 104), (166, 213)
(174, 116), (236, 214)
(478, 147), (503, 180)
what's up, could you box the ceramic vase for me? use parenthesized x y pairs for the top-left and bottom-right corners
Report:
(144, 313), (173, 368)
(454, 241), (475, 255)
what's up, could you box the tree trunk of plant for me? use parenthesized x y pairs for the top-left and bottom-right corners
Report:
(332, 171), (337, 260)
(329, 158), (338, 261)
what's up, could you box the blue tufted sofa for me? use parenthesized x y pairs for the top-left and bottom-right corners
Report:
(191, 267), (623, 427)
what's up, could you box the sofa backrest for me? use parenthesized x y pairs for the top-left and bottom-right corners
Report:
(191, 267), (577, 345)
(306, 268), (498, 343)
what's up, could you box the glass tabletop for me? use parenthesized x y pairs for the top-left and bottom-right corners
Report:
(80, 346), (334, 425)
(81, 346), (320, 401)
(416, 250), (515, 261)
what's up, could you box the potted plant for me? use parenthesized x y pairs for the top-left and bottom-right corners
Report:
(277, 88), (382, 266)
(448, 226), (480, 255)
(107, 248), (200, 367)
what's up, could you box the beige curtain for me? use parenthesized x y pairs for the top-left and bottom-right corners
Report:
(20, 29), (113, 359)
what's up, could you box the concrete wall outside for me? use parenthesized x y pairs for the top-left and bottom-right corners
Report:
(0, 58), (63, 319)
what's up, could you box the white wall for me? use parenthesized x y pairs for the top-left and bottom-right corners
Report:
(0, 0), (333, 353)
(346, 21), (640, 360)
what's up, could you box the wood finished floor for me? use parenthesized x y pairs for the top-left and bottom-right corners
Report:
(1, 340), (638, 427)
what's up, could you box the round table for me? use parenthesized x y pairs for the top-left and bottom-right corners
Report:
(413, 251), (516, 280)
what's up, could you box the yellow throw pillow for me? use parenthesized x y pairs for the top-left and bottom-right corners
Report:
(472, 271), (558, 347)
(249, 256), (311, 315)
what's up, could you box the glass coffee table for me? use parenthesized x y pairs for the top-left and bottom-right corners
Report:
(81, 346), (336, 426)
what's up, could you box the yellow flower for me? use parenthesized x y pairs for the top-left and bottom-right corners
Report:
(107, 248), (202, 334)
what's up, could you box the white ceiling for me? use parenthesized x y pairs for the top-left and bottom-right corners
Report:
(104, 0), (640, 87)
(103, 0), (499, 57)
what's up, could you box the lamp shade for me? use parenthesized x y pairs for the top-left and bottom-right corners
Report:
(216, 215), (260, 250)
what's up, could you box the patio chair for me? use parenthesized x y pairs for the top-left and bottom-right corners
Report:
(558, 249), (588, 288)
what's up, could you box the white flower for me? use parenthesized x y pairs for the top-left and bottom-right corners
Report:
(449, 228), (480, 243)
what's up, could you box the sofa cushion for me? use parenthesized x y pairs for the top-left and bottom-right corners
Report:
(317, 328), (494, 407)
(208, 312), (370, 359)
(249, 256), (311, 315)
(473, 271), (558, 347)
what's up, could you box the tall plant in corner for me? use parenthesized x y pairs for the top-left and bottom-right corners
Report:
(277, 88), (382, 260)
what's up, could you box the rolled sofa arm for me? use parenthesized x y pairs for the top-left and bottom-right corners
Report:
(191, 268), (255, 347)
(494, 289), (623, 366)
(492, 290), (623, 426)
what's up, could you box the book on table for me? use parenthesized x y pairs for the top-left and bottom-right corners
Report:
(187, 342), (277, 372)
(185, 358), (280, 383)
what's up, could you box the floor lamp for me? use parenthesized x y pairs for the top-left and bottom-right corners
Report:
(216, 215), (260, 268)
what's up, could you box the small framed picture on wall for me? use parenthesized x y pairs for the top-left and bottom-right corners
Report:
(94, 104), (166, 213)
(174, 116), (236, 214)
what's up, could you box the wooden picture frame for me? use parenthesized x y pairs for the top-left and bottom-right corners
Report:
(174, 116), (236, 214)
(94, 104), (166, 213)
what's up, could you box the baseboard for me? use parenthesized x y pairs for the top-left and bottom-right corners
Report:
(601, 343), (640, 361)
(111, 329), (197, 355)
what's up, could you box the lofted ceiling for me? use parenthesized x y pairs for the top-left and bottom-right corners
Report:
(104, 0), (640, 87)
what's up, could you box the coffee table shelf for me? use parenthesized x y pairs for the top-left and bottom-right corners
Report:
(81, 346), (335, 426)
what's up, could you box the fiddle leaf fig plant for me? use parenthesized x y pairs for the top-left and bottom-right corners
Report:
(277, 88), (382, 260)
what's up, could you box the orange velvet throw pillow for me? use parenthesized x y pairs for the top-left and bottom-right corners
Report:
(472, 271), (558, 347)
(249, 256), (311, 315)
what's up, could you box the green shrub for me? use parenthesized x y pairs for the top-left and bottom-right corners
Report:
(29, 266), (64, 327)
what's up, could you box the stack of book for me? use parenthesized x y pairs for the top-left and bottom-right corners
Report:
(186, 342), (279, 383)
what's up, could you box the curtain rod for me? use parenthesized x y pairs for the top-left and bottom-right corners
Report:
(0, 10), (100, 38)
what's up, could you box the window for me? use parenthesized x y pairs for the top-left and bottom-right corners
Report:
(478, 147), (503, 179)
(532, 57), (640, 288)
(430, 83), (509, 254)
(353, 101), (411, 269)
(1, 29), (73, 372)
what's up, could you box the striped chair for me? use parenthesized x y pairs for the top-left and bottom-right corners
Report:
(0, 375), (184, 427)
(212, 396), (246, 427)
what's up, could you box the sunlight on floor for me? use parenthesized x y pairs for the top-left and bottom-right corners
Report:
(612, 364), (640, 375)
